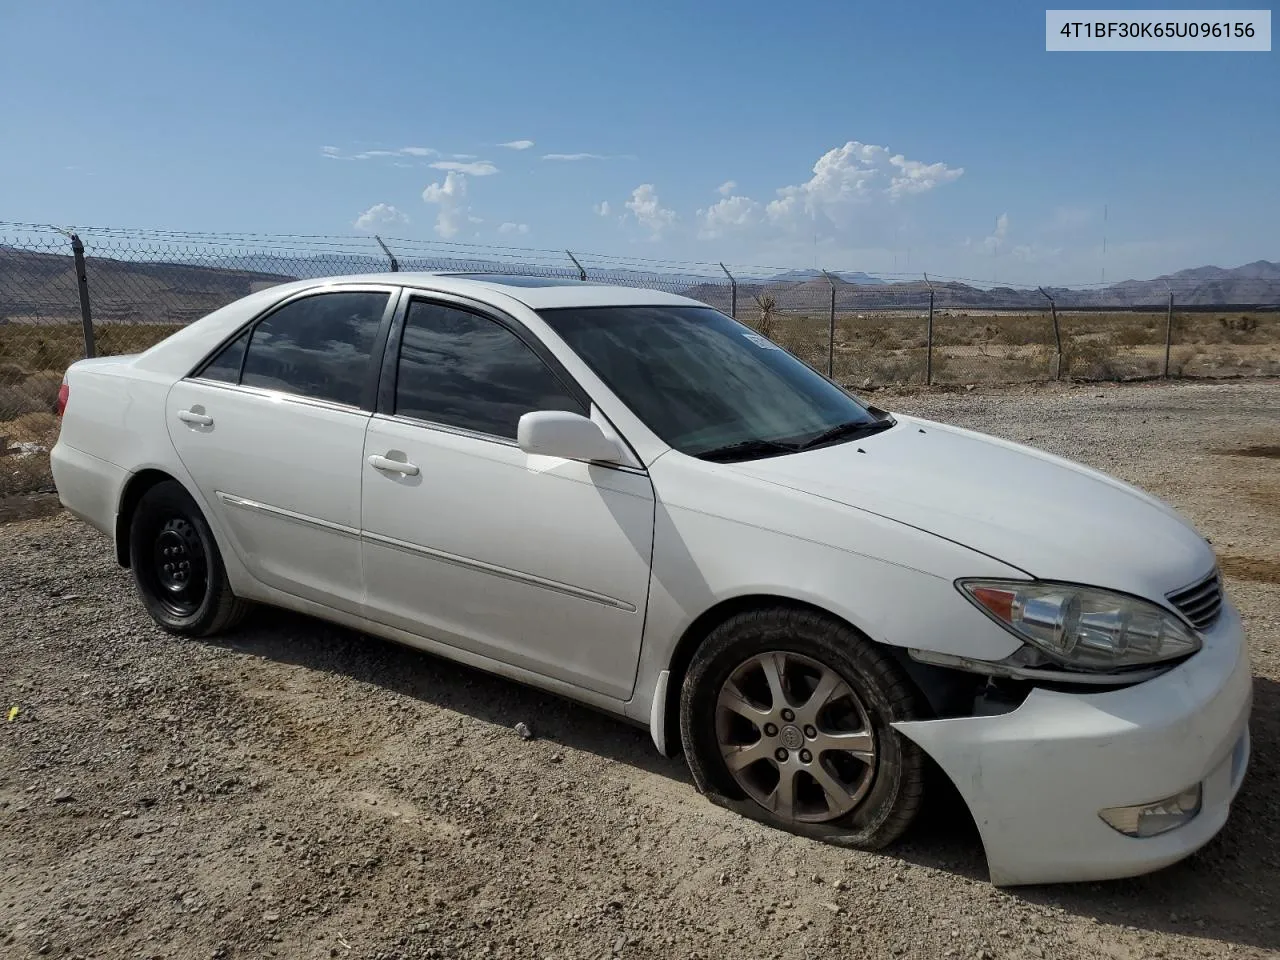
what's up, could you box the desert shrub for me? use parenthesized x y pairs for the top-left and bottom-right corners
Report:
(0, 363), (32, 386)
(1113, 326), (1153, 347)
(0, 362), (30, 385)
(0, 384), (51, 419)
(22, 371), (62, 411)
(1, 412), (59, 443)
(1063, 335), (1120, 380)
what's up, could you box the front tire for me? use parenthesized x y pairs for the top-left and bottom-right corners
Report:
(678, 606), (926, 849)
(128, 480), (247, 636)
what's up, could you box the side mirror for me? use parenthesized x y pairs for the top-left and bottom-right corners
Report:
(517, 410), (623, 463)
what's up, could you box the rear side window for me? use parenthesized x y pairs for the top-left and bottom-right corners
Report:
(394, 300), (585, 439)
(239, 291), (389, 406)
(198, 329), (250, 383)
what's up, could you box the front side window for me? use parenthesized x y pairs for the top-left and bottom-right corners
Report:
(539, 304), (888, 459)
(394, 300), (585, 439)
(238, 291), (389, 406)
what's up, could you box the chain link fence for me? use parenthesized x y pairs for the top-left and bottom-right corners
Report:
(3, 221), (1279, 497)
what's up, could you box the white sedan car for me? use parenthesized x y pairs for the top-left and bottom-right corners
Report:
(51, 273), (1251, 886)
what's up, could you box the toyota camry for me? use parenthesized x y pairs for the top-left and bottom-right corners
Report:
(50, 273), (1251, 885)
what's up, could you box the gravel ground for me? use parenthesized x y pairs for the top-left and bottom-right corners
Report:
(2, 378), (1279, 960)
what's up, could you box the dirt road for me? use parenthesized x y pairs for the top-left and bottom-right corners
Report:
(3, 379), (1279, 960)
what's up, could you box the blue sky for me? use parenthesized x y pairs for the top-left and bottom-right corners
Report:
(2, 1), (1276, 284)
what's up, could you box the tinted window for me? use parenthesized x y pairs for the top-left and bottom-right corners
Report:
(198, 329), (250, 383)
(395, 300), (585, 438)
(240, 291), (389, 406)
(539, 305), (882, 458)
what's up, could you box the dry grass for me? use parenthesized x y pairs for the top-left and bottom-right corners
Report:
(747, 309), (1280, 386)
(0, 322), (182, 498)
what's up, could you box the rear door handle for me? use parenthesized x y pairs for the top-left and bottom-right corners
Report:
(368, 454), (420, 476)
(178, 410), (214, 426)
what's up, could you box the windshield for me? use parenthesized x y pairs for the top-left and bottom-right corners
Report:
(538, 304), (887, 459)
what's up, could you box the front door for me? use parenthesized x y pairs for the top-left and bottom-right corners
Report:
(166, 287), (395, 613)
(359, 296), (655, 700)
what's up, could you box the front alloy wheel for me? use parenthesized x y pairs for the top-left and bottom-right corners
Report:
(679, 607), (926, 849)
(717, 651), (877, 823)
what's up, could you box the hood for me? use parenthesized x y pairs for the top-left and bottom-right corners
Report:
(727, 414), (1215, 604)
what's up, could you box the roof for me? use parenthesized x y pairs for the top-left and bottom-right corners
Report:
(287, 271), (705, 310)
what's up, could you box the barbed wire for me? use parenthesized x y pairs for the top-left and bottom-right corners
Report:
(6, 221), (1276, 294)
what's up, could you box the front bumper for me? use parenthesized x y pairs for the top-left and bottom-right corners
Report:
(894, 600), (1253, 886)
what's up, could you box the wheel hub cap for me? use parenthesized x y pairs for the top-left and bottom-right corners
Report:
(715, 651), (877, 824)
(149, 516), (208, 616)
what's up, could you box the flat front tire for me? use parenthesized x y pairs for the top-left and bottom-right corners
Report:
(128, 480), (247, 636)
(679, 606), (926, 849)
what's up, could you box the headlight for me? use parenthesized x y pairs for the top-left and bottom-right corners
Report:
(957, 579), (1201, 671)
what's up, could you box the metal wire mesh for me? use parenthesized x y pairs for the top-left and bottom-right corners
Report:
(3, 220), (1279, 476)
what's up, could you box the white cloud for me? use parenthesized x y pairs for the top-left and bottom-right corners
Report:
(697, 195), (761, 239)
(498, 222), (530, 235)
(984, 213), (1010, 252)
(500, 139), (535, 150)
(624, 184), (677, 239)
(761, 141), (963, 230)
(352, 203), (409, 231)
(717, 180), (737, 196)
(430, 160), (499, 176)
(422, 172), (470, 238)
(323, 145), (438, 161)
(450, 153), (477, 160)
(593, 201), (611, 217)
(887, 154), (965, 199)
(543, 153), (608, 161)
(766, 141), (888, 226)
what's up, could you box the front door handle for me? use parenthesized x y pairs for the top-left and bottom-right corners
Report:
(178, 410), (214, 426)
(368, 454), (420, 476)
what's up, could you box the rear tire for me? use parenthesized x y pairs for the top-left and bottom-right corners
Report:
(678, 606), (926, 850)
(128, 480), (247, 636)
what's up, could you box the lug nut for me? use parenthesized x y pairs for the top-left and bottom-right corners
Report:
(799, 749), (812, 764)
(764, 723), (778, 737)
(803, 725), (817, 738)
(781, 708), (795, 722)
(774, 748), (789, 762)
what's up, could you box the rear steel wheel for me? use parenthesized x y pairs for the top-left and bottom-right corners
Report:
(150, 516), (209, 618)
(129, 480), (247, 636)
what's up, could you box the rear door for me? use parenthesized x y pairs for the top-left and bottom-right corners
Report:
(166, 285), (397, 613)
(359, 294), (655, 699)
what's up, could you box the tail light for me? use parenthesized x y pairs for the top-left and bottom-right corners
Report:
(56, 379), (69, 417)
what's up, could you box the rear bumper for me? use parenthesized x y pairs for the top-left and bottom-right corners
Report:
(894, 600), (1253, 886)
(49, 440), (127, 538)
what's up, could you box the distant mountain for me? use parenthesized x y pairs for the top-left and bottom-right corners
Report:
(2, 245), (1277, 325)
(688, 259), (1280, 310)
(1093, 260), (1280, 306)
(769, 269), (888, 285)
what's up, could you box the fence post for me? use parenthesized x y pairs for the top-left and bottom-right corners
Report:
(923, 273), (934, 386)
(1163, 291), (1174, 378)
(374, 235), (399, 272)
(565, 249), (587, 281)
(719, 262), (737, 319)
(821, 270), (836, 379)
(69, 233), (97, 359)
(1038, 287), (1061, 380)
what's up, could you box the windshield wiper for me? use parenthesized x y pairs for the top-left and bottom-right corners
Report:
(695, 437), (800, 463)
(795, 417), (895, 451)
